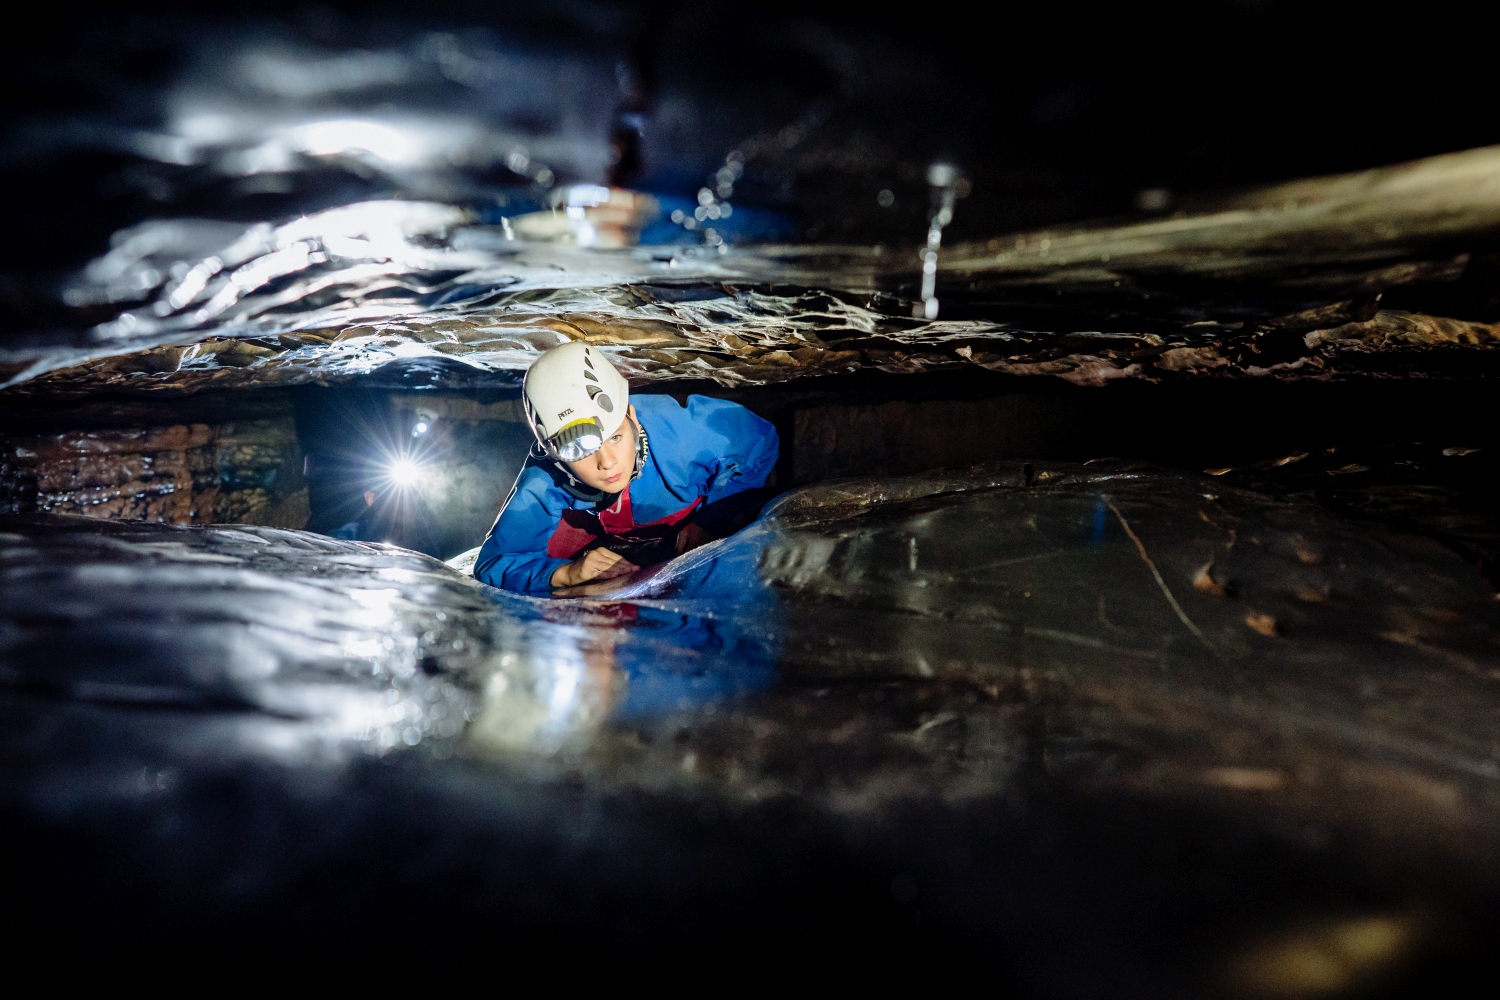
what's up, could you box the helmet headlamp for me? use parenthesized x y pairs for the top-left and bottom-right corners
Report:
(546, 417), (606, 462)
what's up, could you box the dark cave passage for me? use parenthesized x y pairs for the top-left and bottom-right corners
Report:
(9, 373), (1500, 582)
(6, 3), (1500, 994)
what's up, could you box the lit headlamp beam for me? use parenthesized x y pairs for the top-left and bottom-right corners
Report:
(387, 457), (421, 488)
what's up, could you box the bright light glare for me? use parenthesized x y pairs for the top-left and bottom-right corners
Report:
(389, 457), (421, 488)
(290, 119), (421, 165)
(412, 421), (429, 436)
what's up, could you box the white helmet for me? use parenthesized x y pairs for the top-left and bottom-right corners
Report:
(522, 342), (630, 462)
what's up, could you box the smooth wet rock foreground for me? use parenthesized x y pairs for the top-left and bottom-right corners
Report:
(3, 465), (1500, 994)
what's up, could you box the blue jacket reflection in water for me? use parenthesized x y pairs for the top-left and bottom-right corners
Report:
(474, 393), (779, 594)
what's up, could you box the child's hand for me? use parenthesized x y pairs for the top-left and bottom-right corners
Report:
(551, 547), (638, 589)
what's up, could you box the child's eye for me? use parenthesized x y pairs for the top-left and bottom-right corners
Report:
(610, 434), (622, 443)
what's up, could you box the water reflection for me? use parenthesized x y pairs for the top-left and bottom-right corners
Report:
(8, 462), (1500, 987)
(0, 518), (489, 753)
(10, 456), (1500, 764)
(19, 141), (1500, 395)
(475, 572), (781, 754)
(15, 196), (873, 391)
(470, 622), (621, 754)
(89, 30), (616, 193)
(7, 458), (1500, 774)
(0, 511), (781, 764)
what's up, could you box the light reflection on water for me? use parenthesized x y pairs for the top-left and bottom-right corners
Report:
(472, 535), (784, 755)
(4, 22), (850, 392)
(469, 625), (620, 755)
(0, 517), (780, 760)
(0, 9), (999, 391)
(9, 195), (924, 392)
(10, 10), (1500, 404)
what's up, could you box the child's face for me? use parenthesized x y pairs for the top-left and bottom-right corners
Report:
(565, 405), (638, 494)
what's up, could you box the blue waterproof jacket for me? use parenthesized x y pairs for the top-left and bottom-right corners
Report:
(474, 394), (778, 593)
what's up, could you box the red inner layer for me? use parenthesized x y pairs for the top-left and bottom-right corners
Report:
(546, 487), (701, 560)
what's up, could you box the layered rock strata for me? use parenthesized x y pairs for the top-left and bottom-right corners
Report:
(0, 417), (306, 527)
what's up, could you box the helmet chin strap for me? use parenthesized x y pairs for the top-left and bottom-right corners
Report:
(633, 420), (650, 481)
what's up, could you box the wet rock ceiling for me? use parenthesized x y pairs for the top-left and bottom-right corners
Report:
(7, 146), (1500, 398)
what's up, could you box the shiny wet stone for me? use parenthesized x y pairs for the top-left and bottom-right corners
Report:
(3, 465), (1500, 993)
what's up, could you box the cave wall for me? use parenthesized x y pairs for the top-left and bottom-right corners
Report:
(383, 394), (534, 558)
(791, 395), (1083, 483)
(212, 420), (310, 528)
(0, 417), (306, 528)
(680, 370), (1500, 494)
(8, 374), (1499, 550)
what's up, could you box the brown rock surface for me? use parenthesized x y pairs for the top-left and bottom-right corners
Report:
(0, 418), (303, 527)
